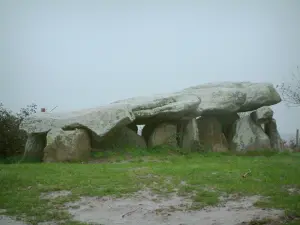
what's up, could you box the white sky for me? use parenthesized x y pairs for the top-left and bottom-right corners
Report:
(1, 0), (300, 137)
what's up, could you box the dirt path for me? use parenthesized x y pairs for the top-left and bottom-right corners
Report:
(0, 190), (284, 225)
(67, 190), (283, 225)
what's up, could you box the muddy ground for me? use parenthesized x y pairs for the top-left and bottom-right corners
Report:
(0, 189), (284, 225)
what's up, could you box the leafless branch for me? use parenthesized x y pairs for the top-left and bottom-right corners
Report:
(277, 66), (300, 107)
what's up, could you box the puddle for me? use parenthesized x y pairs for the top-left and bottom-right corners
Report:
(40, 190), (72, 200)
(287, 188), (300, 195)
(66, 190), (283, 225)
(0, 215), (28, 225)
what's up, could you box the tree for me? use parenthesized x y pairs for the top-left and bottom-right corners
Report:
(276, 66), (300, 107)
(0, 103), (37, 159)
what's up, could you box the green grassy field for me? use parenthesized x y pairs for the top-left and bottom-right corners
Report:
(0, 149), (300, 225)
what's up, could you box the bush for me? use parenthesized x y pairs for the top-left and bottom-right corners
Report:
(0, 103), (37, 159)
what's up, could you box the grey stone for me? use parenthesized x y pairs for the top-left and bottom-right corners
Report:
(179, 118), (201, 152)
(231, 115), (271, 151)
(113, 94), (201, 124)
(22, 130), (49, 162)
(96, 126), (147, 150)
(250, 106), (273, 124)
(44, 128), (91, 162)
(20, 104), (135, 145)
(215, 113), (240, 140)
(197, 116), (228, 152)
(20, 82), (281, 153)
(114, 82), (281, 124)
(148, 123), (178, 148)
(265, 119), (283, 151)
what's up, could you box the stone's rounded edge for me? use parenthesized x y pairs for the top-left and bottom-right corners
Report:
(130, 94), (201, 121)
(19, 103), (136, 137)
(19, 116), (54, 134)
(238, 83), (281, 112)
(181, 82), (281, 118)
(267, 83), (282, 102)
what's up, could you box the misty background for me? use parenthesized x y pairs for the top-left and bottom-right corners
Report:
(1, 0), (300, 141)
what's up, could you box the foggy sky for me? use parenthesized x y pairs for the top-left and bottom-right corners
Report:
(1, 0), (300, 138)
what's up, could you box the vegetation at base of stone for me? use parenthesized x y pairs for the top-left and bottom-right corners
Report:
(90, 147), (288, 162)
(0, 103), (37, 160)
(0, 150), (299, 225)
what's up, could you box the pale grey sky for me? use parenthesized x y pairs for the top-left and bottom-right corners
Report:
(1, 0), (300, 138)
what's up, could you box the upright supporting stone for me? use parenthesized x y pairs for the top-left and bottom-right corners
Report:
(197, 116), (228, 152)
(178, 118), (201, 152)
(264, 119), (283, 151)
(148, 122), (178, 148)
(231, 115), (271, 151)
(44, 128), (92, 162)
(23, 130), (50, 162)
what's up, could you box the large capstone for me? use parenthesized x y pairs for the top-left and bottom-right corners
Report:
(20, 104), (135, 147)
(113, 82), (281, 124)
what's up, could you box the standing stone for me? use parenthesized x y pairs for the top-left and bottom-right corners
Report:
(148, 123), (178, 148)
(264, 119), (283, 151)
(215, 113), (240, 141)
(97, 126), (147, 150)
(44, 129), (91, 162)
(178, 118), (201, 152)
(197, 116), (228, 152)
(23, 130), (49, 162)
(231, 115), (271, 151)
(250, 106), (273, 124)
(142, 122), (160, 145)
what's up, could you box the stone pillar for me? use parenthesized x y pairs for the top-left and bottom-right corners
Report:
(178, 117), (201, 153)
(264, 119), (283, 151)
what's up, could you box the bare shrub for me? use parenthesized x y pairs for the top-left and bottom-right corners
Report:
(0, 103), (37, 159)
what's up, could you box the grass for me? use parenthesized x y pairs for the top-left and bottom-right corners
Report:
(0, 148), (300, 224)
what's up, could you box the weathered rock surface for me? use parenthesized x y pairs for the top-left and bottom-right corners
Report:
(44, 129), (91, 162)
(114, 82), (281, 124)
(148, 123), (178, 148)
(215, 113), (240, 140)
(231, 115), (271, 151)
(113, 94), (201, 125)
(178, 118), (201, 152)
(23, 130), (49, 162)
(20, 104), (135, 145)
(96, 127), (147, 150)
(265, 119), (283, 151)
(141, 121), (165, 145)
(250, 106), (273, 124)
(197, 116), (228, 152)
(19, 81), (282, 155)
